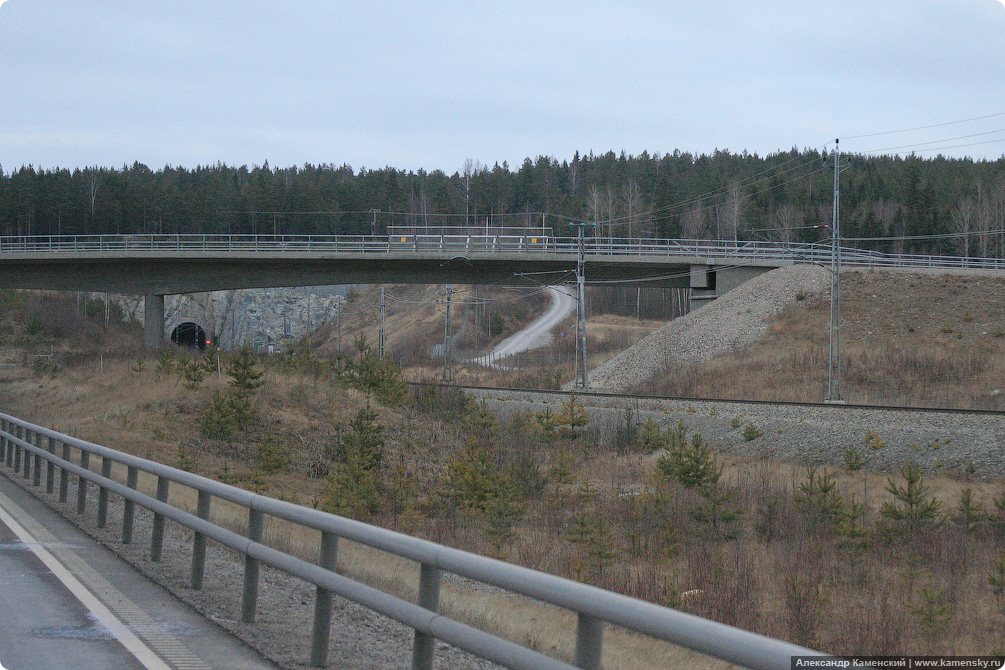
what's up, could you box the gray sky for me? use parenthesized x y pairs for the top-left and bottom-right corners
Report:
(1, 0), (1003, 173)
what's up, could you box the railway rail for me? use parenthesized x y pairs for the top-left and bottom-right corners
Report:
(409, 381), (1005, 417)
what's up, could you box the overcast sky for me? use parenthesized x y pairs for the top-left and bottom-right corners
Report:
(1, 0), (1003, 174)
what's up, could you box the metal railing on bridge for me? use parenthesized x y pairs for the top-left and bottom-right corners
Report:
(3, 232), (1005, 271)
(0, 411), (823, 670)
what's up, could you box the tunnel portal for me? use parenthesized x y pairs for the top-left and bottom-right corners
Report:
(170, 322), (209, 350)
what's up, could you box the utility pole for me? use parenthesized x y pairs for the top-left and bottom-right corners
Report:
(442, 285), (453, 382)
(333, 295), (345, 358)
(826, 139), (843, 403)
(573, 222), (593, 390)
(369, 209), (380, 236)
(378, 286), (386, 359)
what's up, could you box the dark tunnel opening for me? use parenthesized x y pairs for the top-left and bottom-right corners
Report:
(170, 322), (208, 351)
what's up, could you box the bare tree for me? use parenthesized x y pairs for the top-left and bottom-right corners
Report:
(950, 196), (976, 258)
(681, 200), (711, 240)
(83, 167), (102, 233)
(587, 185), (617, 238)
(975, 182), (994, 258)
(717, 181), (746, 241)
(621, 180), (649, 238)
(567, 156), (581, 194)
(460, 159), (482, 227)
(992, 176), (1005, 258)
(768, 203), (803, 243)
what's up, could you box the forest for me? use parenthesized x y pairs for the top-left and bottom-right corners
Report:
(2, 149), (1004, 257)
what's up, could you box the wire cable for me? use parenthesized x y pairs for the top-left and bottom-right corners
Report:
(839, 112), (1005, 140)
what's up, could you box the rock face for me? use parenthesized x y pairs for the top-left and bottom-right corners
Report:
(111, 287), (351, 350)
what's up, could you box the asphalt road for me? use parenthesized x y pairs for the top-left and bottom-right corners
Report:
(0, 473), (277, 670)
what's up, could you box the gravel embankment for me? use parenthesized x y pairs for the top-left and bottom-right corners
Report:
(469, 390), (1005, 481)
(588, 264), (830, 391)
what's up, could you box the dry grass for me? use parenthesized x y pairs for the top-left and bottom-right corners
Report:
(9, 349), (1005, 659)
(639, 270), (1005, 409)
(58, 417), (738, 670)
(6, 280), (1005, 662)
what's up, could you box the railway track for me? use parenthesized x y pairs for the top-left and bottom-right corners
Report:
(408, 380), (1005, 416)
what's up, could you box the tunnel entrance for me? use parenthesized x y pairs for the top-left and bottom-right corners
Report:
(171, 322), (209, 350)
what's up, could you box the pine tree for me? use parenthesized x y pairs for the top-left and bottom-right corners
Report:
(880, 462), (942, 535)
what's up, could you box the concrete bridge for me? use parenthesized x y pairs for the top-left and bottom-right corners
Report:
(2, 232), (1000, 350)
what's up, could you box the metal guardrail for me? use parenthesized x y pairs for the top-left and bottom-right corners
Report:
(2, 233), (1005, 271)
(0, 412), (823, 670)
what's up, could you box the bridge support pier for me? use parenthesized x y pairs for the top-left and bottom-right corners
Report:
(144, 293), (165, 351)
(689, 265), (775, 311)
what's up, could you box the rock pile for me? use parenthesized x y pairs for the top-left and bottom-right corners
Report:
(588, 264), (830, 391)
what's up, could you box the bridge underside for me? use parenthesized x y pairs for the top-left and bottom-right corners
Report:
(1, 252), (784, 350)
(0, 252), (785, 293)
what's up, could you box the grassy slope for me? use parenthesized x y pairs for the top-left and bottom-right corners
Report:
(4, 285), (1005, 660)
(639, 269), (1005, 410)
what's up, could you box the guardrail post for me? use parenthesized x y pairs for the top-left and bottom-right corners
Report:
(76, 450), (90, 514)
(59, 443), (71, 502)
(0, 419), (6, 462)
(23, 427), (34, 480)
(122, 466), (138, 544)
(309, 530), (339, 667)
(574, 613), (604, 670)
(32, 432), (42, 487)
(45, 437), (56, 494)
(241, 508), (265, 623)
(190, 490), (212, 589)
(97, 456), (112, 528)
(411, 563), (442, 670)
(150, 476), (169, 561)
(16, 426), (26, 479)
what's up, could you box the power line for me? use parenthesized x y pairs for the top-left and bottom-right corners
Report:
(856, 127), (1005, 155)
(861, 136), (1005, 158)
(839, 111), (1005, 140)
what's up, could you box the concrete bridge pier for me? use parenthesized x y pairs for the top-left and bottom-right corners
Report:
(689, 265), (775, 311)
(144, 294), (165, 351)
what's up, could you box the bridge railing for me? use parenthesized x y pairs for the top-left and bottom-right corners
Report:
(2, 233), (1005, 272)
(0, 412), (823, 670)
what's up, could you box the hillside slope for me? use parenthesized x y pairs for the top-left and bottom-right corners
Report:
(589, 265), (829, 391)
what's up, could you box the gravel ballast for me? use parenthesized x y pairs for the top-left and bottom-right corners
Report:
(469, 389), (1005, 481)
(588, 264), (830, 391)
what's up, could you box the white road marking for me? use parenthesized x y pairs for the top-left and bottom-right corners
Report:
(0, 489), (172, 670)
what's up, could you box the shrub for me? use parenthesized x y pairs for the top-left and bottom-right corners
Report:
(953, 488), (988, 533)
(842, 446), (864, 471)
(199, 391), (238, 440)
(863, 430), (886, 450)
(793, 468), (846, 529)
(254, 435), (288, 475)
(323, 405), (386, 518)
(179, 358), (208, 389)
(880, 462), (942, 536)
(555, 393), (589, 439)
(438, 442), (516, 514)
(741, 423), (762, 441)
(656, 430), (722, 490)
(340, 336), (407, 405)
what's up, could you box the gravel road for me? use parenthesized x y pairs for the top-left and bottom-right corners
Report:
(475, 286), (576, 368)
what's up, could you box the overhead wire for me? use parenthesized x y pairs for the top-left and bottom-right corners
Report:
(855, 127), (1005, 155)
(839, 111), (1005, 140)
